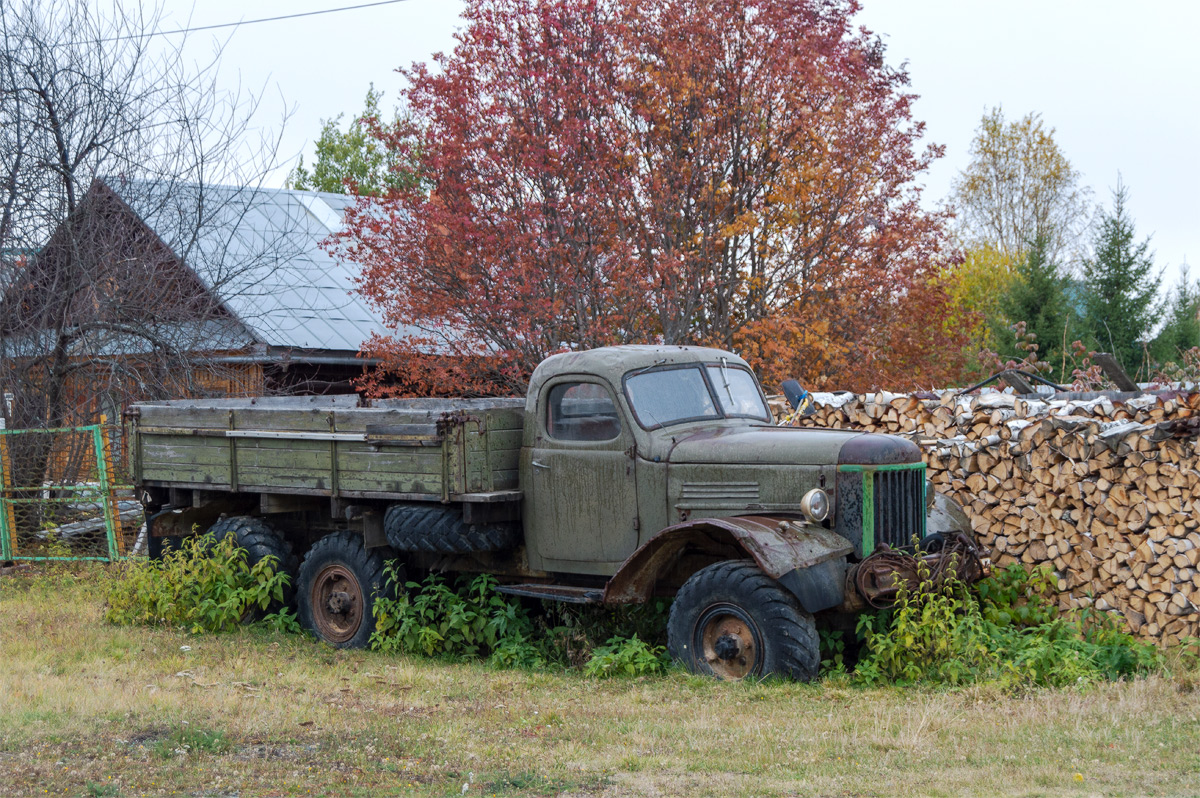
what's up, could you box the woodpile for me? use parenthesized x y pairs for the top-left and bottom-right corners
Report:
(781, 388), (1200, 646)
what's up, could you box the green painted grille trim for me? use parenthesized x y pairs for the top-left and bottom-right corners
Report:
(838, 461), (926, 552)
(837, 463), (927, 473)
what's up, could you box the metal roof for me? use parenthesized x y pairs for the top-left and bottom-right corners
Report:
(110, 179), (395, 354)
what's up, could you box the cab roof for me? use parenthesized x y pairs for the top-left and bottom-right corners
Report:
(528, 345), (754, 396)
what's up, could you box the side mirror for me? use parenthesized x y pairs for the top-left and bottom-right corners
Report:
(781, 380), (805, 410)
(781, 379), (816, 417)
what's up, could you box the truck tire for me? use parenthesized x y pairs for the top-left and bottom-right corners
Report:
(667, 560), (819, 682)
(207, 516), (299, 608)
(297, 531), (390, 649)
(383, 504), (518, 553)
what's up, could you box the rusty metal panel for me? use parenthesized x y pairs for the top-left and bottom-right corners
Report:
(694, 516), (854, 578)
(604, 515), (853, 603)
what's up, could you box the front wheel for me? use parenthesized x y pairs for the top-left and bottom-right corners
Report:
(297, 532), (389, 649)
(667, 560), (819, 682)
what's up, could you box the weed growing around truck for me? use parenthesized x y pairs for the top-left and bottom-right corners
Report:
(105, 533), (297, 634)
(370, 570), (548, 666)
(6, 563), (1200, 797)
(361, 557), (1168, 687)
(104, 538), (1169, 687)
(369, 568), (671, 676)
(850, 562), (1166, 688)
(105, 541), (670, 676)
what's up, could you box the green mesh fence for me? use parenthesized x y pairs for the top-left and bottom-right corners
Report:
(0, 423), (139, 562)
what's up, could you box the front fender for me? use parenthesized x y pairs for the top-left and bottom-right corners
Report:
(927, 491), (973, 536)
(604, 516), (853, 612)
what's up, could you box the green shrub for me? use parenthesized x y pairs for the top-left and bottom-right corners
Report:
(854, 559), (997, 686)
(976, 562), (1060, 628)
(584, 634), (669, 678)
(370, 568), (547, 666)
(543, 600), (671, 668)
(105, 533), (291, 633)
(853, 560), (1163, 688)
(819, 629), (848, 676)
(369, 570), (675, 673)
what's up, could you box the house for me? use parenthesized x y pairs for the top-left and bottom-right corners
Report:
(0, 177), (403, 429)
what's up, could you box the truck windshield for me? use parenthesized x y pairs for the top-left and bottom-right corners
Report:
(706, 364), (771, 420)
(624, 364), (770, 429)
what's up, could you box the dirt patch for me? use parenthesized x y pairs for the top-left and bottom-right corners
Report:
(125, 726), (170, 747)
(232, 742), (319, 763)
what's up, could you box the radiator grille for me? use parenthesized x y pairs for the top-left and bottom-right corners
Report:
(872, 466), (926, 549)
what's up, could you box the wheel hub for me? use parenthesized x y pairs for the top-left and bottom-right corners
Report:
(696, 604), (762, 681)
(326, 590), (354, 614)
(310, 564), (364, 644)
(712, 633), (743, 662)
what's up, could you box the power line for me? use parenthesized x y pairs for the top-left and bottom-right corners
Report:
(72, 0), (416, 45)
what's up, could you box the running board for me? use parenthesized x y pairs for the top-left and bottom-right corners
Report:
(495, 583), (603, 604)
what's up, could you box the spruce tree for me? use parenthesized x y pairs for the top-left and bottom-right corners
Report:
(1149, 270), (1200, 366)
(994, 234), (1072, 377)
(1080, 179), (1160, 377)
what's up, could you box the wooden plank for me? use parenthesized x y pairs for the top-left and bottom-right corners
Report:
(237, 469), (335, 492)
(142, 440), (232, 468)
(338, 472), (444, 495)
(237, 447), (332, 471)
(337, 447), (445, 477)
(235, 446), (333, 481)
(464, 467), (520, 486)
(338, 489), (444, 502)
(456, 489), (523, 503)
(135, 406), (230, 429)
(234, 408), (337, 432)
(140, 465), (227, 484)
(487, 429), (524, 450)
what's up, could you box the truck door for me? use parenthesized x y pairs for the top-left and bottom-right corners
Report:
(522, 378), (639, 573)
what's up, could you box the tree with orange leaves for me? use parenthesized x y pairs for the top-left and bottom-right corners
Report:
(336, 0), (969, 396)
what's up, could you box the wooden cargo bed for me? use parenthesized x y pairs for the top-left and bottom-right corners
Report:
(129, 396), (526, 502)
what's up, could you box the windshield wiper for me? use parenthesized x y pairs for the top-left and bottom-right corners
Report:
(719, 357), (735, 403)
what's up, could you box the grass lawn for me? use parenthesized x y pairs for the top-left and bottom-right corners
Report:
(2, 564), (1199, 797)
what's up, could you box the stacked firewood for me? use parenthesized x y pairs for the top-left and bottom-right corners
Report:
(778, 389), (1200, 646)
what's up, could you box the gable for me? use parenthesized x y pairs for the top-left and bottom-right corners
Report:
(113, 179), (392, 352)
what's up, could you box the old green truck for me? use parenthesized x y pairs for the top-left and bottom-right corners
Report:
(130, 345), (987, 681)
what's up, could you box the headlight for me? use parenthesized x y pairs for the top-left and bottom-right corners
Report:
(800, 488), (830, 523)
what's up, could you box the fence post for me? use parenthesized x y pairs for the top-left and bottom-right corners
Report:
(0, 429), (13, 559)
(93, 421), (120, 561)
(100, 418), (126, 557)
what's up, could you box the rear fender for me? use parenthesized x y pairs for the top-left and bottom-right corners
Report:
(604, 515), (854, 613)
(149, 498), (252, 538)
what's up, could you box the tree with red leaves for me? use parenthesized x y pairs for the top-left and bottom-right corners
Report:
(336, 0), (968, 395)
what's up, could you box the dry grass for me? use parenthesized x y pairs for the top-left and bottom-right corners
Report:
(2, 564), (1199, 797)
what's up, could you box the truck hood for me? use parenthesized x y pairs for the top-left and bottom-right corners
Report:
(665, 425), (922, 467)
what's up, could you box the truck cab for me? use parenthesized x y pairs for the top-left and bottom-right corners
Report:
(523, 346), (932, 570)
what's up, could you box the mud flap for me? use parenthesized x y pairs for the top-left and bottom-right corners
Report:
(777, 557), (848, 613)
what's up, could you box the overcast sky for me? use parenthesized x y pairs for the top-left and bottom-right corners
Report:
(163, 0), (1199, 289)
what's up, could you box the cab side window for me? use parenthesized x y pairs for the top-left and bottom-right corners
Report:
(546, 382), (621, 442)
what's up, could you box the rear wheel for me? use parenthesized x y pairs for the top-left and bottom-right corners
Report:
(207, 516), (299, 608)
(297, 532), (389, 649)
(667, 560), (819, 682)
